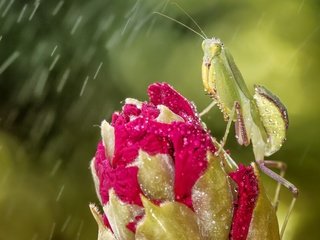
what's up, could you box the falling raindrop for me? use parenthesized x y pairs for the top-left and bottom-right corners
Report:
(93, 15), (114, 41)
(49, 54), (60, 71)
(230, 26), (240, 43)
(50, 45), (58, 56)
(288, 25), (320, 63)
(71, 15), (82, 35)
(299, 143), (311, 165)
(28, 0), (40, 21)
(121, 17), (132, 35)
(93, 62), (103, 79)
(146, 0), (169, 36)
(50, 159), (62, 177)
(1, 0), (14, 18)
(48, 222), (56, 240)
(16, 4), (27, 23)
(34, 68), (49, 96)
(56, 68), (70, 93)
(60, 215), (72, 233)
(79, 75), (89, 96)
(105, 30), (121, 49)
(55, 184), (65, 202)
(0, 51), (20, 74)
(76, 220), (84, 240)
(0, 0), (7, 11)
(52, 0), (64, 16)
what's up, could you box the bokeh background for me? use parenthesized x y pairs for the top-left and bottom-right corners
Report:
(0, 0), (319, 239)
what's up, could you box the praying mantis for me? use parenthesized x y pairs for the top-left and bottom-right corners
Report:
(200, 37), (298, 238)
(155, 9), (298, 239)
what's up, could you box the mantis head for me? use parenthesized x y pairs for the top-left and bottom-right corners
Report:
(202, 38), (224, 66)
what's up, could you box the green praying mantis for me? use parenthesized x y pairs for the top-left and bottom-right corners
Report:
(155, 8), (298, 239)
(200, 37), (298, 238)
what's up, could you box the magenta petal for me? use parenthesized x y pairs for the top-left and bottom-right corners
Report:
(140, 132), (171, 155)
(148, 82), (198, 122)
(113, 117), (172, 167)
(126, 215), (143, 233)
(94, 142), (111, 178)
(94, 142), (142, 206)
(170, 122), (214, 207)
(113, 118), (146, 166)
(141, 102), (160, 119)
(123, 104), (141, 117)
(102, 215), (112, 230)
(229, 165), (259, 240)
(111, 112), (126, 126)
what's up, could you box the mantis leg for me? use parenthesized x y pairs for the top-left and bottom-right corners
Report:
(216, 102), (237, 155)
(199, 100), (217, 117)
(257, 160), (298, 239)
(211, 138), (238, 171)
(263, 160), (287, 211)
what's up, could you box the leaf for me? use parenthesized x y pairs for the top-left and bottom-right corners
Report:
(136, 196), (202, 240)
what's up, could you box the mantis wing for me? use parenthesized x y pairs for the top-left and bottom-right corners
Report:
(224, 48), (252, 100)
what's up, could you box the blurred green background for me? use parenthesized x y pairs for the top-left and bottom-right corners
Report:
(0, 0), (319, 239)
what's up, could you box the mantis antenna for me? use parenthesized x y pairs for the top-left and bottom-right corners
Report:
(171, 2), (208, 39)
(153, 11), (206, 40)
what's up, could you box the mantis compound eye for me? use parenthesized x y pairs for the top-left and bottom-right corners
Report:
(210, 44), (222, 56)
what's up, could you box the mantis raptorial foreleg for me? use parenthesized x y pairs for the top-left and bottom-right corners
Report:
(199, 100), (217, 117)
(263, 160), (287, 210)
(257, 160), (298, 239)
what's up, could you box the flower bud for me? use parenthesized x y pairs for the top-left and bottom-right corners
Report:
(90, 83), (281, 240)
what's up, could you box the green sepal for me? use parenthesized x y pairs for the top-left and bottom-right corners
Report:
(135, 196), (202, 240)
(247, 163), (280, 240)
(89, 203), (116, 240)
(136, 150), (174, 201)
(192, 152), (233, 240)
(156, 104), (184, 123)
(103, 189), (143, 240)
